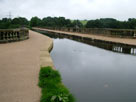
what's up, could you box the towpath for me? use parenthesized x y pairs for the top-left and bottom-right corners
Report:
(34, 28), (136, 46)
(0, 30), (54, 102)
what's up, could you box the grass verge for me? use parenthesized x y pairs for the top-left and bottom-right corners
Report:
(38, 66), (75, 102)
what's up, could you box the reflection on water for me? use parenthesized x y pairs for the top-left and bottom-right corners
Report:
(51, 38), (136, 102)
(39, 31), (136, 55)
(112, 46), (136, 55)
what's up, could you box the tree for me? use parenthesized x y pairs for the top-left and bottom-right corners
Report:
(42, 17), (56, 27)
(0, 18), (11, 29)
(30, 17), (42, 27)
(41, 16), (73, 28)
(1, 16), (136, 29)
(85, 18), (136, 29)
(127, 18), (136, 29)
(65, 19), (73, 27)
(99, 18), (119, 28)
(11, 17), (29, 26)
(85, 19), (102, 28)
(72, 20), (83, 28)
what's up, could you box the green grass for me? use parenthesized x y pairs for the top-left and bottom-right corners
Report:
(71, 20), (88, 25)
(38, 66), (75, 102)
(80, 20), (88, 25)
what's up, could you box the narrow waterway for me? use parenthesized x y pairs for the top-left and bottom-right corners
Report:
(50, 38), (136, 102)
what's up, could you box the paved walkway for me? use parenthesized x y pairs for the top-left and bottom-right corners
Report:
(35, 28), (136, 46)
(0, 30), (53, 102)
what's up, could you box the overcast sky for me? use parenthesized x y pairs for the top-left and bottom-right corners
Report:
(0, 0), (136, 20)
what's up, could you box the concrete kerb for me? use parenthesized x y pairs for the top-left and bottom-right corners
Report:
(40, 39), (55, 69)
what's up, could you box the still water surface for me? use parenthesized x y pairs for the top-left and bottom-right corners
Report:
(50, 38), (136, 102)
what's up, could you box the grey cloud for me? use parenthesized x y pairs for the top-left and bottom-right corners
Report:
(0, 0), (136, 20)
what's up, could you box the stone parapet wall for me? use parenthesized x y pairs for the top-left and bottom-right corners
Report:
(0, 28), (29, 43)
(44, 27), (136, 38)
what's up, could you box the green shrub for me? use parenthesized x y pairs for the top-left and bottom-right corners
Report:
(38, 66), (61, 88)
(8, 24), (20, 29)
(38, 66), (75, 102)
(39, 66), (61, 80)
(38, 78), (61, 88)
(41, 84), (75, 102)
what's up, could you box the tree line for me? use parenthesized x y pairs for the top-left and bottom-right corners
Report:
(0, 16), (136, 29)
(86, 18), (136, 29)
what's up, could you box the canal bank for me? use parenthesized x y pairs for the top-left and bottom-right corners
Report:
(32, 28), (136, 47)
(0, 30), (54, 102)
(29, 28), (136, 102)
(33, 28), (136, 55)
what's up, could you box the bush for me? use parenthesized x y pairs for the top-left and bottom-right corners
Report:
(8, 24), (20, 29)
(41, 84), (75, 102)
(38, 66), (61, 88)
(39, 66), (61, 80)
(38, 66), (75, 102)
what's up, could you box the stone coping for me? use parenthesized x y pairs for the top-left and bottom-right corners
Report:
(0, 28), (29, 43)
(42, 27), (136, 38)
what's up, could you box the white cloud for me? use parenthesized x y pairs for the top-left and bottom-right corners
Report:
(0, 0), (136, 20)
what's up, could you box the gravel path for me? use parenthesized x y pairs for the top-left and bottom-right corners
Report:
(0, 30), (53, 102)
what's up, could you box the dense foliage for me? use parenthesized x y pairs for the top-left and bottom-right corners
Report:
(0, 17), (29, 29)
(30, 16), (83, 28)
(0, 16), (136, 29)
(86, 18), (136, 29)
(38, 66), (75, 102)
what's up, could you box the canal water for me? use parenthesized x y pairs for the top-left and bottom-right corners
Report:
(50, 38), (136, 102)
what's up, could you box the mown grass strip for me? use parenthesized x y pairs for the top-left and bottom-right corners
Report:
(38, 66), (75, 102)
